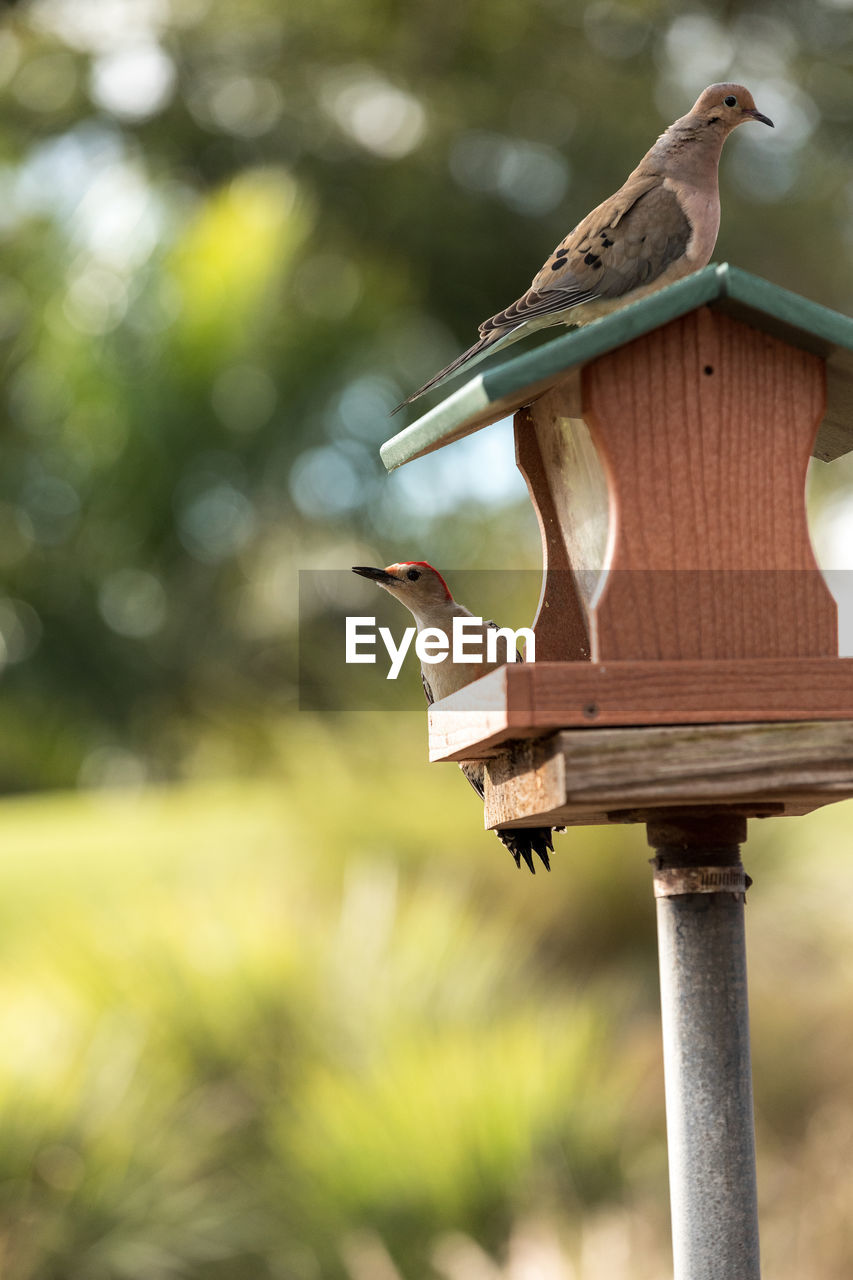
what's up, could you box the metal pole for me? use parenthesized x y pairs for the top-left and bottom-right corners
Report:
(647, 813), (760, 1280)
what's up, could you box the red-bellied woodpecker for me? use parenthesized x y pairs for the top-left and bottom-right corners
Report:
(352, 561), (555, 873)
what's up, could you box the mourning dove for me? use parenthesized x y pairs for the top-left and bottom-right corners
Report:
(394, 83), (773, 411)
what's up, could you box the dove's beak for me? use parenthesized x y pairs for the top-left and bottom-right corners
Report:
(746, 108), (774, 127)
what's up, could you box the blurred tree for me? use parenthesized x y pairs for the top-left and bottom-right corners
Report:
(0, 0), (851, 786)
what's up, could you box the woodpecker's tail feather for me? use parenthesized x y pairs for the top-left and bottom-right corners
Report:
(390, 325), (523, 415)
(496, 827), (554, 875)
(461, 763), (554, 874)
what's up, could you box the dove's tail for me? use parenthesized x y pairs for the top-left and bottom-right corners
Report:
(390, 325), (521, 415)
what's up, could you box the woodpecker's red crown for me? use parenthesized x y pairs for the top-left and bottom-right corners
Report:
(385, 562), (452, 599)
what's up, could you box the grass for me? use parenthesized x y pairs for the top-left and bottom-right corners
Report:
(0, 714), (848, 1276)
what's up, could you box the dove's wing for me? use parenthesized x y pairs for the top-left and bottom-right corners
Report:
(478, 176), (691, 336)
(393, 175), (692, 411)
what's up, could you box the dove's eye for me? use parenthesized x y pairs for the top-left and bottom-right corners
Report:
(724, 95), (737, 107)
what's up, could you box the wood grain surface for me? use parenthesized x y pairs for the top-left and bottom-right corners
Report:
(428, 658), (853, 761)
(579, 307), (837, 659)
(482, 720), (853, 829)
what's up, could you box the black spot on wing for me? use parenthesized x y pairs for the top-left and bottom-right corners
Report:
(480, 187), (688, 337)
(590, 185), (691, 299)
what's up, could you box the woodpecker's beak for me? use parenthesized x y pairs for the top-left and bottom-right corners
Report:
(745, 108), (773, 127)
(352, 565), (396, 585)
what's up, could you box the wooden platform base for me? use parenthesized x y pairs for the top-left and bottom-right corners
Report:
(481, 721), (853, 830)
(428, 658), (853, 762)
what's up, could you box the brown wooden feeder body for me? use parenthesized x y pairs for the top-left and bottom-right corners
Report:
(380, 265), (853, 828)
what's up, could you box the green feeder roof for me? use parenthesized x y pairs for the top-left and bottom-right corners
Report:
(380, 263), (853, 472)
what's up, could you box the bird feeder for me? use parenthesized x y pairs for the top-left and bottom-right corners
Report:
(380, 263), (853, 1279)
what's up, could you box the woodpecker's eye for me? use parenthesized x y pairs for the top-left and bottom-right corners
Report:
(406, 568), (421, 581)
(724, 95), (737, 107)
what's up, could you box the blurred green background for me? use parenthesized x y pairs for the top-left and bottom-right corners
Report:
(0, 0), (853, 1275)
